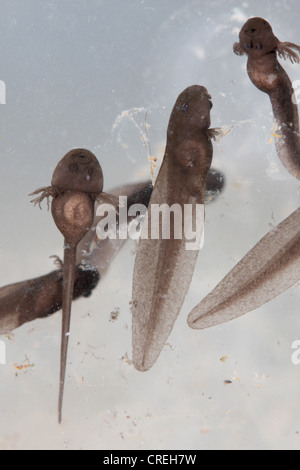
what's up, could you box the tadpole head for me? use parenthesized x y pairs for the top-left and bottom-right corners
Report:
(51, 148), (104, 195)
(169, 85), (213, 134)
(239, 17), (278, 57)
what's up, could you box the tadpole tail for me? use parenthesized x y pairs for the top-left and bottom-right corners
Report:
(58, 243), (77, 424)
(187, 207), (300, 330)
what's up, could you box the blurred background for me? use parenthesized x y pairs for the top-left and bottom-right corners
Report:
(0, 0), (299, 450)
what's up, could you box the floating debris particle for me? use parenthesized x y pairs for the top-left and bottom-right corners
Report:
(200, 428), (210, 434)
(220, 355), (229, 363)
(110, 308), (120, 322)
(224, 380), (232, 386)
(148, 155), (157, 186)
(14, 356), (35, 372)
(121, 353), (133, 365)
(233, 375), (241, 383)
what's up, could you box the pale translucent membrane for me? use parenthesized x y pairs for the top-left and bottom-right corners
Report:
(188, 207), (300, 329)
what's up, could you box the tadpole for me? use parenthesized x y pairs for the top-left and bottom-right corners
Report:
(131, 85), (221, 371)
(30, 148), (106, 423)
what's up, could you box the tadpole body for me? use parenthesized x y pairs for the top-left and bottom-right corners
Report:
(234, 17), (300, 179)
(31, 148), (103, 423)
(0, 264), (100, 335)
(131, 85), (219, 372)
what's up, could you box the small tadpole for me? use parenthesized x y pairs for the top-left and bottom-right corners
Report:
(30, 148), (105, 423)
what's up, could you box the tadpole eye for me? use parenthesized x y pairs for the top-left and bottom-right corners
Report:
(72, 152), (92, 164)
(247, 28), (256, 33)
(181, 103), (189, 112)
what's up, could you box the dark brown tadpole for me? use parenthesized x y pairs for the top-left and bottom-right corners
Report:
(0, 263), (100, 335)
(233, 17), (300, 179)
(30, 148), (103, 423)
(131, 85), (220, 372)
